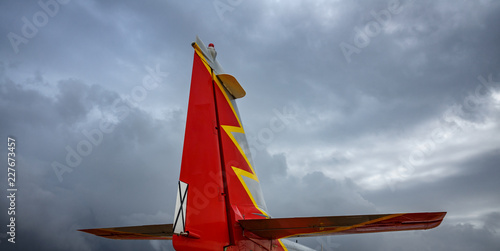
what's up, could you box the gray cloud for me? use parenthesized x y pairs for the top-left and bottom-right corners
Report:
(1, 0), (500, 250)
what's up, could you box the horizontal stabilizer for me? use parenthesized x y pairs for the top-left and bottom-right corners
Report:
(79, 224), (173, 240)
(239, 212), (446, 239)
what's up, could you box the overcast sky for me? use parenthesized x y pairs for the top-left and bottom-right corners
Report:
(1, 0), (499, 250)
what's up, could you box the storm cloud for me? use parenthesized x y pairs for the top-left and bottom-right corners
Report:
(1, 0), (499, 250)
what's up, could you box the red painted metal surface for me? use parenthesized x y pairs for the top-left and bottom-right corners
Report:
(172, 52), (230, 251)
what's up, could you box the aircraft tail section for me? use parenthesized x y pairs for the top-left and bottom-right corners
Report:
(79, 37), (445, 251)
(173, 37), (271, 250)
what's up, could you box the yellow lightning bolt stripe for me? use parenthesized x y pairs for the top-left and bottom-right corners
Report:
(222, 125), (259, 182)
(193, 44), (268, 217)
(218, 96), (268, 217)
(214, 81), (269, 216)
(194, 42), (287, 250)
